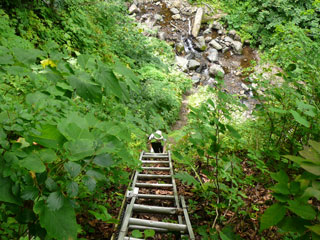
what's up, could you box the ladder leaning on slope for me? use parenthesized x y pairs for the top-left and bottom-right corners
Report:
(113, 151), (195, 240)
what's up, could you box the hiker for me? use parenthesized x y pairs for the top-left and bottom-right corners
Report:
(148, 130), (166, 153)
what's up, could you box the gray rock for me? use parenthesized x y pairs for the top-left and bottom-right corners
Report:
(192, 74), (201, 84)
(196, 36), (206, 51)
(205, 36), (212, 42)
(218, 29), (223, 35)
(209, 63), (225, 77)
(175, 56), (188, 71)
(209, 40), (223, 50)
(192, 8), (204, 37)
(211, 21), (222, 30)
(228, 30), (237, 38)
(203, 28), (212, 35)
(241, 83), (250, 91)
(172, 0), (183, 8)
(170, 7), (180, 14)
(172, 14), (181, 20)
(231, 41), (243, 55)
(158, 31), (166, 40)
(206, 78), (218, 87)
(129, 4), (140, 14)
(154, 14), (163, 21)
(224, 36), (233, 42)
(188, 59), (201, 70)
(207, 48), (219, 62)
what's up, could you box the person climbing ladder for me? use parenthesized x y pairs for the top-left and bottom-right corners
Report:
(148, 130), (166, 153)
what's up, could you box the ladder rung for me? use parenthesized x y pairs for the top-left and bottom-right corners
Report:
(129, 218), (187, 232)
(141, 161), (169, 164)
(142, 155), (168, 159)
(137, 194), (175, 199)
(133, 204), (178, 214)
(138, 174), (171, 179)
(142, 167), (170, 171)
(135, 183), (173, 188)
(124, 237), (143, 240)
(129, 225), (168, 232)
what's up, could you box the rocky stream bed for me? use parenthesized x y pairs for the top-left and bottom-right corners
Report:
(128, 0), (260, 119)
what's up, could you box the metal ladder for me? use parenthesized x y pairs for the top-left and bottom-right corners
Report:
(116, 151), (195, 240)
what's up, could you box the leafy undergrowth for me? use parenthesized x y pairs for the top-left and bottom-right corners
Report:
(0, 0), (191, 239)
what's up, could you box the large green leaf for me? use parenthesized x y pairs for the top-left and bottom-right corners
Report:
(38, 149), (57, 163)
(278, 217), (309, 234)
(0, 54), (14, 65)
(287, 199), (316, 220)
(19, 153), (46, 173)
(260, 203), (286, 231)
(307, 224), (320, 235)
(68, 74), (102, 103)
(47, 192), (64, 211)
(226, 125), (241, 139)
(93, 154), (114, 167)
(64, 162), (81, 178)
(64, 139), (95, 161)
(95, 65), (124, 99)
(300, 162), (320, 176)
(29, 124), (66, 149)
(174, 172), (200, 187)
(34, 199), (77, 240)
(299, 146), (320, 164)
(13, 48), (45, 65)
(58, 122), (93, 141)
(290, 110), (310, 128)
(0, 176), (21, 205)
(66, 181), (79, 198)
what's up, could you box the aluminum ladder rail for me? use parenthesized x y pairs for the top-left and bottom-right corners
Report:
(117, 151), (195, 240)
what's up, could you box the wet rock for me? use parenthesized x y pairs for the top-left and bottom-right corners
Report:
(209, 63), (225, 77)
(209, 39), (222, 50)
(207, 48), (219, 62)
(172, 14), (181, 20)
(188, 59), (201, 70)
(170, 7), (180, 15)
(175, 56), (188, 71)
(232, 41), (243, 55)
(129, 4), (140, 14)
(158, 31), (166, 40)
(192, 8), (204, 37)
(196, 36), (206, 51)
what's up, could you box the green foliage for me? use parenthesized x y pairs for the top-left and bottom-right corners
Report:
(0, 0), (189, 239)
(219, 0), (320, 47)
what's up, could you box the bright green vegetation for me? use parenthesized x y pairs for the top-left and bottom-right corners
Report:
(1, 0), (320, 239)
(171, 0), (320, 239)
(0, 0), (190, 239)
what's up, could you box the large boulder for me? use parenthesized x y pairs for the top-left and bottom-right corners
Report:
(207, 48), (219, 63)
(209, 64), (225, 77)
(192, 8), (204, 37)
